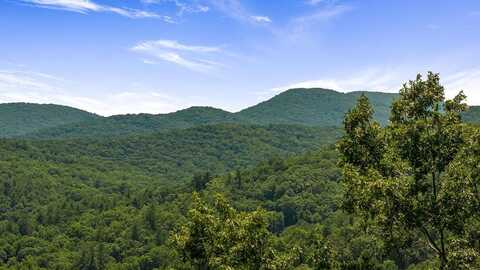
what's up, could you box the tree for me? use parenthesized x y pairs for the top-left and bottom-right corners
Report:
(337, 72), (479, 269)
(145, 204), (157, 231)
(172, 193), (287, 270)
(192, 172), (213, 192)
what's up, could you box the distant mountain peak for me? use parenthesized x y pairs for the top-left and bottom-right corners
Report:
(0, 103), (99, 137)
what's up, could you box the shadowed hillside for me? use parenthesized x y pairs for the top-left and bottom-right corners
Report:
(2, 89), (479, 139)
(0, 103), (99, 137)
(237, 88), (398, 126)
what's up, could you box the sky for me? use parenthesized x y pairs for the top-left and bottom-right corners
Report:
(1, 0), (480, 116)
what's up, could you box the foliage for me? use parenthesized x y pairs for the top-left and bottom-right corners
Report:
(8, 124), (340, 181)
(338, 72), (480, 269)
(237, 88), (398, 126)
(0, 103), (98, 137)
(0, 80), (479, 269)
(172, 193), (277, 270)
(24, 107), (245, 139)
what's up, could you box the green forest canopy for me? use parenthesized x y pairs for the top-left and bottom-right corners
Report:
(0, 77), (478, 269)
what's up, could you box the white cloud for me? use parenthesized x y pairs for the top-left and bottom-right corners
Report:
(266, 69), (480, 105)
(307, 0), (327, 5)
(251, 15), (271, 23)
(306, 0), (344, 6)
(0, 70), (61, 92)
(276, 4), (352, 42)
(208, 0), (271, 25)
(269, 69), (401, 94)
(443, 69), (480, 105)
(292, 4), (352, 25)
(134, 40), (221, 53)
(131, 40), (223, 72)
(0, 70), (195, 116)
(143, 0), (209, 15)
(18, 0), (171, 20)
(2, 67), (479, 117)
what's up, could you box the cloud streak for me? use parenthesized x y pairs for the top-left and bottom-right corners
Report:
(269, 69), (401, 94)
(1, 67), (479, 117)
(208, 0), (271, 25)
(0, 69), (196, 115)
(251, 15), (271, 23)
(134, 40), (221, 53)
(18, 0), (172, 20)
(266, 68), (480, 105)
(131, 40), (223, 72)
(443, 69), (480, 105)
(142, 0), (210, 15)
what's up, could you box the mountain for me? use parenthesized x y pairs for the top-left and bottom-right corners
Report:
(237, 88), (398, 126)
(0, 103), (99, 137)
(3, 89), (479, 139)
(463, 105), (480, 124)
(24, 106), (246, 139)
(17, 89), (395, 139)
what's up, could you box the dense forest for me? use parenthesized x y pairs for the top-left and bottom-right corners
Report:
(0, 79), (479, 269)
(0, 103), (99, 138)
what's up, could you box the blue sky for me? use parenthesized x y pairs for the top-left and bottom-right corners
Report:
(1, 0), (479, 115)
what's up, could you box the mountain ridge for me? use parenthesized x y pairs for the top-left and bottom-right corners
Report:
(1, 88), (479, 138)
(0, 102), (100, 137)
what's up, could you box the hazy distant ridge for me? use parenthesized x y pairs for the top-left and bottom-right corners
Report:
(1, 88), (478, 138)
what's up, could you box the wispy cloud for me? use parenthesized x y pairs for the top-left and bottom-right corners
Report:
(0, 69), (196, 115)
(131, 40), (223, 72)
(17, 0), (172, 20)
(0, 70), (62, 92)
(275, 3), (352, 43)
(307, 0), (328, 5)
(269, 69), (402, 95)
(142, 0), (209, 15)
(443, 69), (480, 105)
(251, 15), (271, 23)
(263, 68), (480, 105)
(291, 4), (352, 25)
(135, 40), (221, 53)
(208, 0), (271, 25)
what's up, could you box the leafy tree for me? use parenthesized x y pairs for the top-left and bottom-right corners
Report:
(144, 204), (157, 231)
(338, 72), (479, 269)
(192, 172), (213, 192)
(172, 193), (286, 270)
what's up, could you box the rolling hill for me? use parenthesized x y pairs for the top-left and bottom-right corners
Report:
(14, 89), (396, 139)
(237, 88), (398, 126)
(0, 103), (99, 137)
(463, 105), (480, 124)
(24, 106), (246, 139)
(2, 88), (479, 139)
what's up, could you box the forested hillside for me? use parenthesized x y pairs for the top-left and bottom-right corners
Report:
(3, 89), (479, 140)
(0, 141), (402, 269)
(463, 105), (480, 124)
(0, 103), (99, 137)
(24, 107), (246, 139)
(0, 81), (479, 269)
(0, 121), (346, 269)
(237, 88), (398, 126)
(6, 124), (340, 181)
